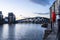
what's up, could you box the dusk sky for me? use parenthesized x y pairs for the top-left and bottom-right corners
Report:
(0, 0), (55, 19)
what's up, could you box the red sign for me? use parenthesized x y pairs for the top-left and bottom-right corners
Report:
(52, 12), (56, 22)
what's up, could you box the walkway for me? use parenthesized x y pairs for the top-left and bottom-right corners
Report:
(43, 23), (58, 40)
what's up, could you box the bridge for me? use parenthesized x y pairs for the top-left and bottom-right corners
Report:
(17, 17), (50, 24)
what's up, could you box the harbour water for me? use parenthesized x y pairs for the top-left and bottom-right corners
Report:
(0, 23), (46, 40)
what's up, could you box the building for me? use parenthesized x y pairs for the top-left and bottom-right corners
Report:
(4, 17), (8, 23)
(0, 11), (3, 24)
(50, 0), (58, 30)
(8, 12), (16, 24)
(50, 0), (60, 40)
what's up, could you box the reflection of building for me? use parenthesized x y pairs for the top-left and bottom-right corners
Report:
(0, 25), (3, 39)
(8, 24), (15, 40)
(0, 11), (3, 24)
(8, 12), (16, 24)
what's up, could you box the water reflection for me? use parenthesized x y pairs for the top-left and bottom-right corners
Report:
(15, 23), (46, 40)
(0, 25), (3, 40)
(0, 24), (46, 40)
(2, 24), (9, 40)
(8, 24), (15, 40)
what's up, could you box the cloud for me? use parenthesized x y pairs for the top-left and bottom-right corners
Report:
(34, 13), (49, 15)
(30, 0), (50, 6)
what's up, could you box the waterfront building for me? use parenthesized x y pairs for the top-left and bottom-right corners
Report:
(8, 12), (16, 24)
(50, 0), (58, 31)
(50, 0), (60, 40)
(0, 11), (3, 24)
(4, 17), (8, 23)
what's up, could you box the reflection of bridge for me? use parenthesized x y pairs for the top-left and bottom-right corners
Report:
(17, 17), (50, 24)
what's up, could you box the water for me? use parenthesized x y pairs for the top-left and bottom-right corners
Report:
(0, 23), (46, 40)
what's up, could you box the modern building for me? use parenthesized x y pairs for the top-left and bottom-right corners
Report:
(8, 12), (16, 24)
(0, 11), (3, 24)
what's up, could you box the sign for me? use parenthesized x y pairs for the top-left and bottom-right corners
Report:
(52, 12), (56, 22)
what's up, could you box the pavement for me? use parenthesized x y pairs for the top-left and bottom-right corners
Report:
(44, 23), (58, 40)
(45, 32), (57, 40)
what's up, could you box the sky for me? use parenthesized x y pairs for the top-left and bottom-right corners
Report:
(0, 0), (55, 20)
